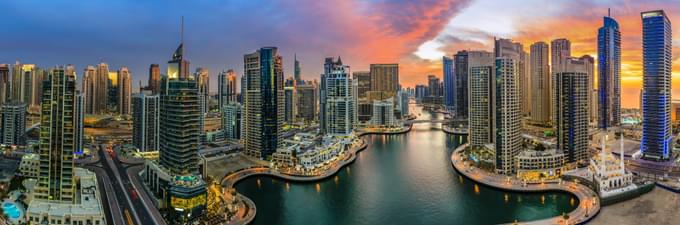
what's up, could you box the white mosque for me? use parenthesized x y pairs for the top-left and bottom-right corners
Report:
(589, 134), (635, 197)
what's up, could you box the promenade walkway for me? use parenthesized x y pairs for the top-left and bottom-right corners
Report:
(451, 144), (600, 225)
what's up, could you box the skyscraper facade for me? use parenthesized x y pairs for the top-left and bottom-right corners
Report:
(530, 42), (550, 123)
(555, 58), (589, 166)
(0, 64), (9, 106)
(354, 71), (371, 99)
(132, 91), (160, 152)
(95, 63), (109, 114)
(641, 10), (672, 161)
(294, 54), (302, 84)
(320, 57), (354, 135)
(369, 64), (399, 99)
(494, 57), (521, 175)
(82, 66), (96, 114)
(1, 102), (26, 146)
(579, 55), (596, 124)
(551, 38), (571, 123)
(443, 56), (455, 111)
(35, 66), (77, 203)
(598, 13), (622, 129)
(218, 69), (237, 109)
(284, 83), (296, 123)
(148, 64), (161, 94)
(454, 50), (494, 118)
(296, 84), (317, 123)
(469, 66), (494, 147)
(196, 67), (210, 116)
(222, 103), (242, 140)
(244, 47), (284, 159)
(74, 92), (84, 153)
(117, 67), (132, 115)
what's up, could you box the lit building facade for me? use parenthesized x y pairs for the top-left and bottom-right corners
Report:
(132, 91), (160, 152)
(530, 41), (550, 124)
(598, 13), (622, 129)
(640, 10), (672, 161)
(443, 56), (454, 111)
(1, 102), (26, 146)
(222, 103), (242, 140)
(244, 47), (284, 159)
(555, 58), (589, 166)
(218, 69), (237, 109)
(117, 67), (132, 115)
(469, 66), (494, 147)
(320, 57), (354, 135)
(494, 57), (521, 175)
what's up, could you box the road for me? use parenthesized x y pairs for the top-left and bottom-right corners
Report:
(98, 145), (156, 225)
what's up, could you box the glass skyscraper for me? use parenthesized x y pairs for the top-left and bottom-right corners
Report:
(641, 10), (672, 161)
(597, 13), (621, 129)
(244, 47), (284, 159)
(443, 56), (455, 112)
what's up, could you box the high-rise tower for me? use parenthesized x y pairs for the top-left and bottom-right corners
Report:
(530, 42), (550, 124)
(598, 11), (622, 129)
(443, 56), (455, 112)
(641, 10), (672, 161)
(555, 58), (589, 166)
(320, 56), (354, 135)
(35, 66), (77, 203)
(244, 47), (284, 159)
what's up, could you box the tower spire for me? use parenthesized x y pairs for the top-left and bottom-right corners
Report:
(608, 8), (611, 17)
(180, 16), (184, 45)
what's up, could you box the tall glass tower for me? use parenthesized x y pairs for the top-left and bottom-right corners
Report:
(641, 10), (672, 161)
(244, 47), (284, 159)
(597, 12), (621, 129)
(443, 56), (455, 112)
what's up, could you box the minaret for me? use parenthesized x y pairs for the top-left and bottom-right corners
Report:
(600, 135), (606, 172)
(620, 133), (624, 170)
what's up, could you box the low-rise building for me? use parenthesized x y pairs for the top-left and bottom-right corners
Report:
(26, 168), (105, 225)
(19, 153), (40, 178)
(516, 149), (566, 182)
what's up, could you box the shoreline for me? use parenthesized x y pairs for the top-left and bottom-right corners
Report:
(450, 143), (600, 225)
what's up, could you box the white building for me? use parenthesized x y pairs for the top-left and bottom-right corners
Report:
(26, 168), (105, 225)
(494, 57), (521, 175)
(370, 98), (396, 127)
(19, 153), (39, 178)
(320, 57), (355, 136)
(132, 91), (160, 152)
(589, 134), (635, 197)
(469, 66), (494, 147)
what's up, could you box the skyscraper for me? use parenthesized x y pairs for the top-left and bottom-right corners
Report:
(469, 66), (494, 147)
(96, 62), (109, 114)
(1, 102), (26, 146)
(354, 71), (371, 98)
(244, 47), (284, 159)
(494, 57), (521, 175)
(160, 47), (201, 176)
(148, 64), (161, 94)
(454, 50), (494, 118)
(443, 56), (455, 111)
(195, 67), (210, 116)
(369, 64), (399, 99)
(555, 58), (589, 166)
(108, 71), (119, 112)
(74, 92), (84, 153)
(641, 10), (672, 161)
(297, 84), (317, 123)
(218, 69), (237, 109)
(294, 54), (303, 85)
(132, 91), (160, 152)
(454, 51), (468, 118)
(530, 41), (550, 124)
(0, 64), (9, 106)
(222, 103), (242, 140)
(598, 12), (622, 129)
(82, 66), (96, 114)
(284, 80), (296, 123)
(579, 55), (596, 124)
(10, 63), (43, 108)
(144, 22), (206, 224)
(551, 38), (571, 123)
(320, 56), (354, 135)
(117, 67), (132, 115)
(35, 66), (77, 203)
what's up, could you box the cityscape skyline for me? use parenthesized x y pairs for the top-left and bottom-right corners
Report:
(1, 1), (679, 108)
